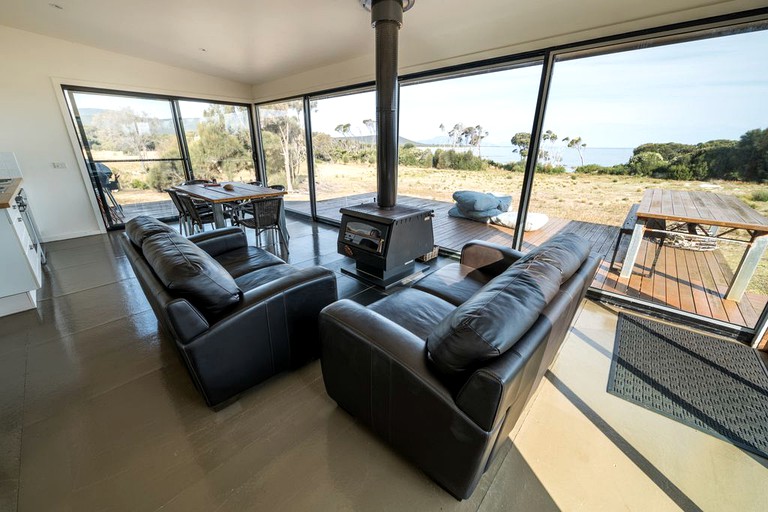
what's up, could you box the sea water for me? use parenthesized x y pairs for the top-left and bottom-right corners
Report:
(426, 146), (635, 169)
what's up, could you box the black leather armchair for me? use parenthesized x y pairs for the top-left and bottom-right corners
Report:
(120, 216), (338, 407)
(320, 234), (599, 499)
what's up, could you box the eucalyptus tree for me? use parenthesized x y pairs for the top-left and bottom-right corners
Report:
(563, 136), (587, 166)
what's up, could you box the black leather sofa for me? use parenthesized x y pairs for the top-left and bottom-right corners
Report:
(120, 216), (337, 407)
(319, 233), (599, 499)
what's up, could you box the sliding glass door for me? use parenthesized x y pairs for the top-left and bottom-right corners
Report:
(309, 89), (377, 222)
(256, 100), (311, 216)
(399, 63), (543, 251)
(525, 25), (768, 330)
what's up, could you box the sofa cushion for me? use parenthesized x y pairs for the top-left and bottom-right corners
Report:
(125, 216), (175, 247)
(234, 263), (296, 292)
(515, 232), (591, 283)
(142, 231), (241, 318)
(452, 191), (511, 212)
(370, 288), (456, 341)
(412, 263), (492, 306)
(426, 259), (561, 378)
(489, 211), (549, 232)
(215, 246), (285, 278)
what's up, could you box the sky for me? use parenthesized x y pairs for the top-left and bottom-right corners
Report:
(320, 28), (768, 148)
(72, 28), (768, 150)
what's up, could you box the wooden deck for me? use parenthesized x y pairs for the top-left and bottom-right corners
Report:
(290, 193), (767, 329)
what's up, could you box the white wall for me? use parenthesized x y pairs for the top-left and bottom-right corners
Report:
(0, 25), (252, 241)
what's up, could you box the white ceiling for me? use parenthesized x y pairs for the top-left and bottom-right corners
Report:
(0, 0), (764, 86)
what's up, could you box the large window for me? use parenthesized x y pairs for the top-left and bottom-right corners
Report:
(525, 27), (768, 328)
(65, 90), (186, 226)
(64, 88), (257, 228)
(257, 100), (310, 216)
(178, 101), (255, 183)
(398, 63), (543, 250)
(309, 90), (377, 221)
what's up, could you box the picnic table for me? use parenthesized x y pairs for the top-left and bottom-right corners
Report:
(620, 189), (768, 301)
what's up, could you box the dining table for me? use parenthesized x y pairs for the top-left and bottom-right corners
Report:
(172, 181), (286, 229)
(620, 188), (768, 301)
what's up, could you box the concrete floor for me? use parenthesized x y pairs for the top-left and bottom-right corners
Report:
(1, 215), (766, 511)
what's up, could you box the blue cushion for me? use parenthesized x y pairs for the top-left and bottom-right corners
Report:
(453, 191), (501, 212)
(450, 205), (503, 221)
(496, 195), (512, 211)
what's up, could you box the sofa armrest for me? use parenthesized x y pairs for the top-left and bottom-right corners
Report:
(455, 318), (551, 431)
(179, 265), (338, 407)
(460, 240), (524, 276)
(188, 227), (247, 257)
(320, 299), (493, 499)
(320, 299), (456, 407)
(166, 299), (209, 344)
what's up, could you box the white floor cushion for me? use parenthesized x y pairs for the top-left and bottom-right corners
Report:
(490, 211), (549, 231)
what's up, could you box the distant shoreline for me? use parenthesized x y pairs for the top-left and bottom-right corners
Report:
(418, 145), (635, 168)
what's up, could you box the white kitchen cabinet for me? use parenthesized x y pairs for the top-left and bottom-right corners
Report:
(0, 179), (44, 316)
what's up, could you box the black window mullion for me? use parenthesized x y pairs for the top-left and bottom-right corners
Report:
(303, 96), (318, 220)
(170, 99), (194, 181)
(253, 106), (268, 185)
(246, 104), (262, 183)
(66, 88), (116, 229)
(512, 51), (554, 251)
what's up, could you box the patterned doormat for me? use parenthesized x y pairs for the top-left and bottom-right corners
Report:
(608, 313), (768, 459)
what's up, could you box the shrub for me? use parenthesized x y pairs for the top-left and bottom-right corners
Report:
(433, 149), (486, 171)
(536, 163), (566, 174)
(399, 146), (432, 168)
(574, 163), (629, 175)
(750, 190), (768, 202)
(130, 178), (149, 190)
(147, 162), (184, 191)
(666, 164), (694, 181)
(487, 160), (524, 172)
(628, 152), (665, 176)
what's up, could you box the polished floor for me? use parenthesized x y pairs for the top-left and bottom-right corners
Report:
(1, 214), (766, 511)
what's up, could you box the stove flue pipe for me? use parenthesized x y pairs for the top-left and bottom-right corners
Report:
(370, 0), (405, 208)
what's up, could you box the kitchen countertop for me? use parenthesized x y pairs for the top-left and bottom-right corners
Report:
(0, 178), (22, 209)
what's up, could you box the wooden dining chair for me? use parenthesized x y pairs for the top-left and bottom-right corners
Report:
(232, 197), (288, 254)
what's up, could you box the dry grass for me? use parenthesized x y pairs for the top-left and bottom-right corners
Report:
(308, 163), (768, 296)
(107, 161), (768, 296)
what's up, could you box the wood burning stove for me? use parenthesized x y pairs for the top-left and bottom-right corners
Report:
(338, 0), (433, 288)
(339, 203), (433, 287)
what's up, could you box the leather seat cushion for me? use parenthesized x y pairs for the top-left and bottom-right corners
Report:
(427, 259), (561, 378)
(214, 246), (285, 278)
(125, 216), (176, 247)
(515, 232), (590, 283)
(142, 231), (241, 318)
(412, 263), (491, 306)
(234, 263), (296, 292)
(370, 288), (456, 341)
